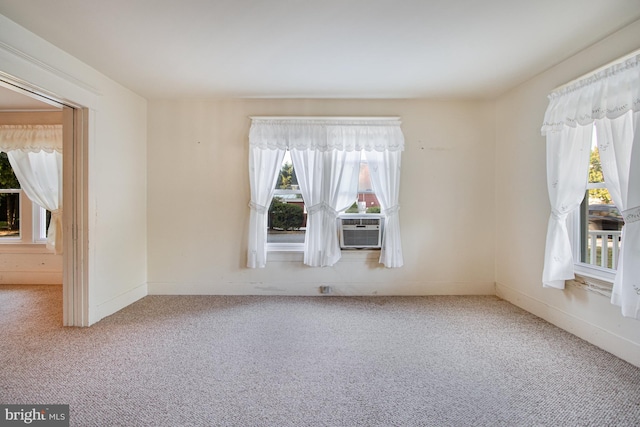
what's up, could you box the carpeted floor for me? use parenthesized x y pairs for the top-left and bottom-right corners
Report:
(1, 285), (639, 426)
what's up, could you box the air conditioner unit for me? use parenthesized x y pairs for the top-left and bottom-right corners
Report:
(338, 214), (383, 249)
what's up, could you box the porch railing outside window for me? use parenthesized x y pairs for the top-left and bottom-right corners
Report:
(585, 230), (621, 270)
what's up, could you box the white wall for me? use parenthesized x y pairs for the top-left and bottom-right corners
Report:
(0, 251), (62, 284)
(0, 14), (148, 324)
(494, 19), (640, 366)
(147, 99), (496, 296)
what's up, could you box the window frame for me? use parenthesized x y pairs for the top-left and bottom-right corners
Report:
(266, 151), (381, 253)
(267, 188), (306, 252)
(568, 127), (618, 291)
(569, 207), (616, 284)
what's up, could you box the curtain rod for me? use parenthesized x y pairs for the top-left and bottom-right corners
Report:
(249, 116), (401, 121)
(551, 47), (640, 92)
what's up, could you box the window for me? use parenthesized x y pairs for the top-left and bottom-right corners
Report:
(267, 151), (380, 251)
(267, 152), (305, 249)
(541, 52), (639, 318)
(567, 128), (623, 284)
(248, 117), (404, 268)
(576, 130), (624, 272)
(0, 152), (49, 244)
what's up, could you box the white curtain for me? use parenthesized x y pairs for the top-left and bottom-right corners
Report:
(541, 53), (640, 319)
(595, 110), (640, 319)
(8, 150), (63, 253)
(248, 118), (405, 268)
(247, 146), (285, 268)
(0, 125), (63, 253)
(365, 149), (404, 267)
(291, 148), (360, 267)
(541, 126), (591, 288)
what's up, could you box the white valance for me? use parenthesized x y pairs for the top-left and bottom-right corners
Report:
(249, 118), (405, 152)
(541, 54), (640, 135)
(0, 125), (63, 153)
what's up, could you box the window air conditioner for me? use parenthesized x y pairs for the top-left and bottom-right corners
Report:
(338, 214), (383, 249)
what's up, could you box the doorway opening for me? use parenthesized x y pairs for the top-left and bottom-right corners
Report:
(0, 78), (88, 326)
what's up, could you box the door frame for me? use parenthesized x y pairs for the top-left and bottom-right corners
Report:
(0, 78), (90, 326)
(62, 105), (89, 326)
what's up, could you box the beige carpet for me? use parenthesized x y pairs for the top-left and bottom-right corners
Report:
(1, 285), (639, 426)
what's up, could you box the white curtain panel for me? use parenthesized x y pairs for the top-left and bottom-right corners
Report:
(248, 118), (405, 268)
(289, 148), (323, 266)
(365, 149), (404, 268)
(8, 150), (63, 253)
(291, 148), (360, 267)
(595, 110), (640, 319)
(541, 126), (592, 288)
(247, 146), (285, 268)
(541, 53), (640, 318)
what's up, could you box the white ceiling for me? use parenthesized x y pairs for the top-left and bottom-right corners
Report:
(1, 0), (640, 100)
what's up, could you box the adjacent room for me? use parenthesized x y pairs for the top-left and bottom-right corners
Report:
(0, 1), (639, 425)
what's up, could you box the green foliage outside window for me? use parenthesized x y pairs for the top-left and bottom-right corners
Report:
(0, 153), (20, 232)
(588, 147), (611, 204)
(276, 162), (298, 189)
(0, 152), (20, 189)
(269, 197), (304, 231)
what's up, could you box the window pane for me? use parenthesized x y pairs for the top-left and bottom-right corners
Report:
(268, 154), (306, 244)
(268, 194), (306, 244)
(0, 153), (20, 190)
(0, 153), (21, 239)
(35, 208), (52, 241)
(588, 145), (605, 184)
(579, 133), (625, 271)
(0, 192), (20, 238)
(352, 160), (380, 214)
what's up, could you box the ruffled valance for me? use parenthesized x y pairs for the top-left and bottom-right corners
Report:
(0, 125), (63, 153)
(249, 118), (405, 152)
(541, 54), (640, 135)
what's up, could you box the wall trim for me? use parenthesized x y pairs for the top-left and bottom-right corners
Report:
(0, 39), (100, 110)
(496, 282), (640, 368)
(92, 282), (148, 325)
(0, 40), (101, 98)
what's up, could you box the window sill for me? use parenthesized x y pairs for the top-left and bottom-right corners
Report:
(0, 243), (53, 254)
(267, 248), (381, 263)
(267, 243), (304, 253)
(568, 263), (614, 298)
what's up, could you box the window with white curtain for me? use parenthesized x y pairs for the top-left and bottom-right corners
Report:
(248, 117), (405, 268)
(541, 51), (640, 320)
(0, 152), (50, 244)
(0, 124), (63, 253)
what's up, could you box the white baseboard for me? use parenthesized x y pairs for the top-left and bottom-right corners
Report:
(496, 282), (640, 368)
(147, 281), (496, 296)
(92, 282), (148, 324)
